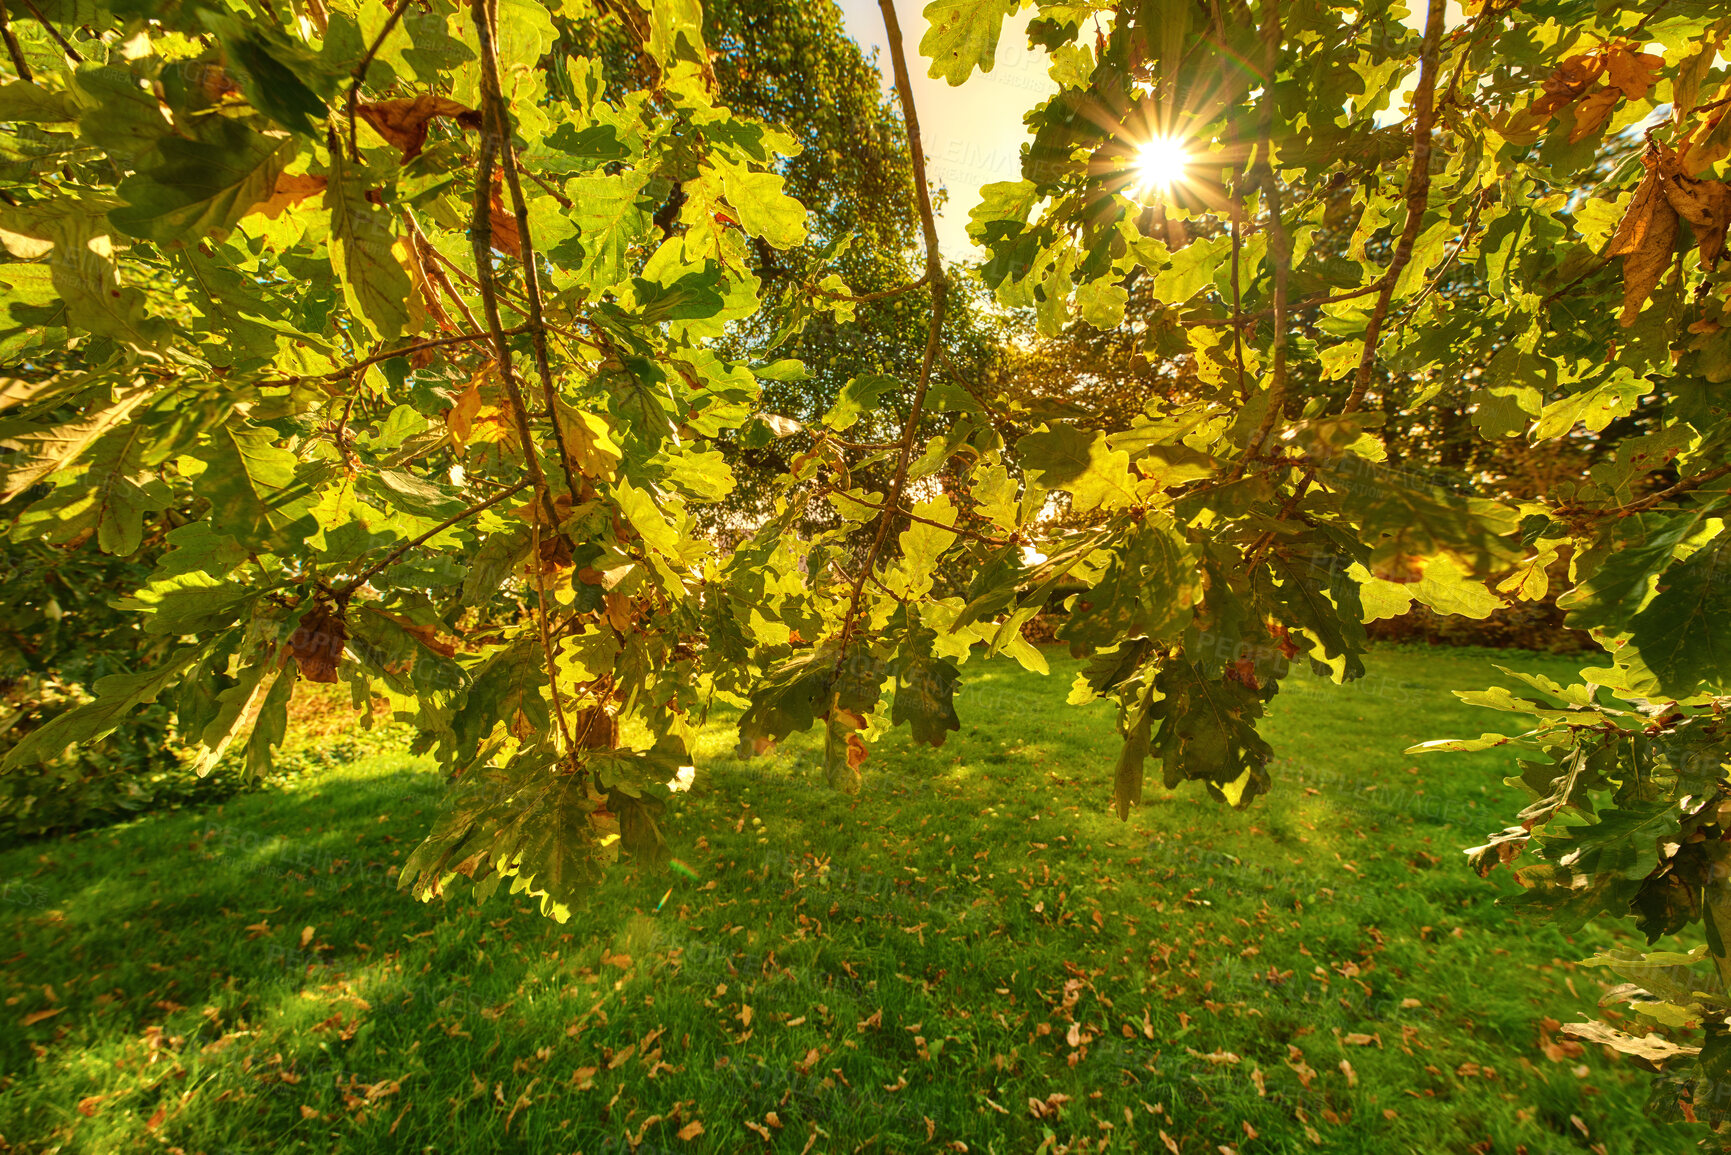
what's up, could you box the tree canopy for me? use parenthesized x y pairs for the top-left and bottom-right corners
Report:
(3, 0), (1731, 1132)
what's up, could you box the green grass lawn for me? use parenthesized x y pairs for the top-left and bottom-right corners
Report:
(0, 645), (1704, 1154)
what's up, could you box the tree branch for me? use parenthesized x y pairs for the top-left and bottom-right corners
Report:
(805, 271), (931, 305)
(12, 0), (79, 62)
(323, 326), (524, 380)
(468, 0), (560, 533)
(836, 0), (949, 654)
(1230, 1), (1292, 477)
(476, 19), (585, 508)
(0, 0), (33, 81)
(1344, 0), (1447, 412)
(337, 478), (530, 599)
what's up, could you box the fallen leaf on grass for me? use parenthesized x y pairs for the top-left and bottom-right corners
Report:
(76, 1095), (103, 1116)
(300, 925), (315, 948)
(1027, 1092), (1070, 1120)
(677, 1120), (704, 1141)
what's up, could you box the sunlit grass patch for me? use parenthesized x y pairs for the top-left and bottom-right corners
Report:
(0, 645), (1702, 1153)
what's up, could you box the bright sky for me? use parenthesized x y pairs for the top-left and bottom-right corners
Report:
(834, 1), (1465, 261)
(836, 0), (1056, 261)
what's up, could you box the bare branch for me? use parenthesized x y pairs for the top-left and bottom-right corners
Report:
(0, 0), (33, 81)
(1345, 0), (1448, 411)
(835, 0), (949, 654)
(475, 0), (584, 507)
(467, 0), (560, 533)
(338, 478), (530, 599)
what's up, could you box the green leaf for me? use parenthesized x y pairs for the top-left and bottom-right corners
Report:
(1622, 528), (1731, 697)
(198, 421), (316, 545)
(920, 0), (1020, 86)
(823, 374), (898, 432)
(891, 631), (961, 747)
(566, 170), (649, 290)
(1150, 657), (1277, 809)
(325, 154), (413, 342)
(1016, 424), (1136, 512)
(0, 81), (80, 122)
(216, 22), (329, 136)
(720, 165), (807, 250)
(1, 651), (199, 769)
(110, 120), (293, 245)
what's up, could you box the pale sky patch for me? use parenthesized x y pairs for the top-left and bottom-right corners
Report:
(838, 0), (1057, 261)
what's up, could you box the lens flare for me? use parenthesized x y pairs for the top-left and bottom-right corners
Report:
(1131, 136), (1191, 197)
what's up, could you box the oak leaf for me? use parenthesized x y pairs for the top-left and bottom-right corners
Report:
(1658, 153), (1731, 269)
(1567, 85), (1620, 143)
(250, 173), (328, 220)
(1606, 50), (1663, 100)
(1528, 53), (1604, 117)
(1607, 148), (1679, 326)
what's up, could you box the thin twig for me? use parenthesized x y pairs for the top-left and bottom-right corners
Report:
(835, 0), (949, 655)
(468, 0), (560, 533)
(1610, 462), (1731, 519)
(1179, 281), (1388, 327)
(12, 0), (79, 61)
(836, 491), (1015, 547)
(338, 479), (529, 599)
(530, 513), (578, 758)
(1230, 2), (1293, 477)
(805, 271), (931, 305)
(1344, 0), (1448, 412)
(347, 0), (416, 160)
(1391, 188), (1487, 332)
(0, 0), (32, 81)
(323, 326), (523, 379)
(404, 210), (484, 330)
(1230, 210), (1246, 399)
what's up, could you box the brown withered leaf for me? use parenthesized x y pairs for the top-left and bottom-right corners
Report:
(357, 95), (481, 162)
(373, 610), (459, 658)
(250, 173), (328, 220)
(489, 190), (522, 260)
(1659, 157), (1731, 269)
(845, 732), (869, 770)
(289, 600), (348, 683)
(1682, 106), (1731, 178)
(1529, 53), (1605, 118)
(572, 704), (618, 750)
(1567, 85), (1621, 143)
(1606, 50), (1663, 100)
(445, 364), (488, 446)
(1607, 148), (1680, 327)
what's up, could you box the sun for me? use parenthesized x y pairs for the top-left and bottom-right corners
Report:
(1130, 136), (1191, 199)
